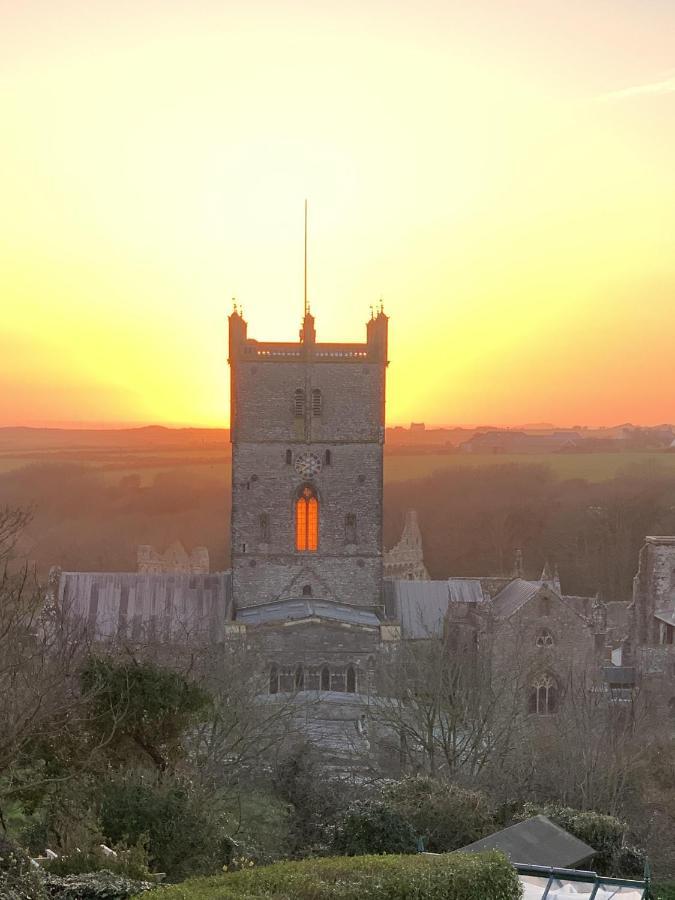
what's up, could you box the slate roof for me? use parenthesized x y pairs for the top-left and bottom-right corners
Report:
(57, 570), (233, 642)
(654, 607), (675, 627)
(384, 579), (486, 638)
(460, 815), (595, 868)
(236, 598), (381, 628)
(490, 579), (543, 620)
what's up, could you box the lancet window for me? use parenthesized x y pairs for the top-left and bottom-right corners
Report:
(295, 485), (319, 551)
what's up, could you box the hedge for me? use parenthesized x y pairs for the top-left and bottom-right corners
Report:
(148, 850), (521, 900)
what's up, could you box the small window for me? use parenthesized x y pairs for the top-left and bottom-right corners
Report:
(325, 449), (332, 466)
(269, 665), (279, 695)
(320, 666), (330, 691)
(536, 629), (554, 648)
(294, 389), (305, 418)
(295, 665), (305, 691)
(302, 584), (312, 597)
(312, 388), (322, 417)
(345, 513), (357, 544)
(260, 512), (270, 542)
(346, 665), (356, 694)
(285, 449), (292, 465)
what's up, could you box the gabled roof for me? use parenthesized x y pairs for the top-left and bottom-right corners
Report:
(491, 579), (543, 619)
(460, 815), (595, 868)
(655, 607), (675, 627)
(236, 598), (381, 628)
(385, 579), (486, 638)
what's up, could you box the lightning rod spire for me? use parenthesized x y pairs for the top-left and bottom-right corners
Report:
(304, 199), (308, 318)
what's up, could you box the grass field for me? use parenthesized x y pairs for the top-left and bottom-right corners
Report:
(1, 449), (674, 484)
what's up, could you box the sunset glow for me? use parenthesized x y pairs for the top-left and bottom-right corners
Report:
(2, 0), (674, 428)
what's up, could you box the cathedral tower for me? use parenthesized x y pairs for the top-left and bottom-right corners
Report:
(228, 307), (388, 615)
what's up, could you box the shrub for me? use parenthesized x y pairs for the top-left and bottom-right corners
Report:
(384, 776), (496, 852)
(330, 801), (417, 856)
(0, 833), (46, 900)
(43, 870), (152, 900)
(41, 839), (150, 880)
(99, 774), (232, 881)
(150, 850), (521, 900)
(516, 803), (641, 877)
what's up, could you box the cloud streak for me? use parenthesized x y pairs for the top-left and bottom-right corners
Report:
(595, 73), (675, 102)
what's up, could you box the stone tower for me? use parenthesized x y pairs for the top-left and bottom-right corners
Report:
(228, 307), (389, 615)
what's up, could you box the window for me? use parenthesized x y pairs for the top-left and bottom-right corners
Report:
(296, 485), (319, 551)
(346, 665), (356, 694)
(312, 388), (322, 417)
(285, 449), (292, 465)
(320, 666), (330, 691)
(529, 674), (558, 715)
(536, 629), (554, 648)
(345, 513), (357, 544)
(269, 665), (279, 695)
(259, 512), (270, 542)
(295, 665), (305, 691)
(294, 389), (305, 418)
(324, 449), (332, 466)
(302, 584), (312, 597)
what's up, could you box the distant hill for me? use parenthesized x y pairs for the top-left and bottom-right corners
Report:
(0, 426), (230, 452)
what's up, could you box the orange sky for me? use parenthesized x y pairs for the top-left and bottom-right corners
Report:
(1, 0), (674, 428)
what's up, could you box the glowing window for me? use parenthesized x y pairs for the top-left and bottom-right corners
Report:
(296, 486), (318, 551)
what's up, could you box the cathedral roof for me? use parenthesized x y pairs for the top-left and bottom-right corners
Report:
(236, 598), (381, 629)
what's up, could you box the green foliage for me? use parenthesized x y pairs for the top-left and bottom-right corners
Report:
(98, 773), (231, 881)
(150, 850), (521, 900)
(653, 884), (675, 900)
(384, 776), (496, 852)
(41, 839), (150, 880)
(330, 801), (417, 857)
(0, 834), (46, 900)
(43, 870), (152, 900)
(80, 657), (211, 771)
(517, 803), (643, 877)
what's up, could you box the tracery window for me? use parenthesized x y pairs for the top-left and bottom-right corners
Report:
(312, 389), (322, 417)
(529, 674), (558, 715)
(295, 485), (319, 551)
(536, 628), (554, 648)
(320, 665), (330, 691)
(294, 389), (305, 418)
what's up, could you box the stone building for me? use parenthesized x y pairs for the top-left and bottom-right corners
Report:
(137, 541), (210, 574)
(383, 510), (429, 581)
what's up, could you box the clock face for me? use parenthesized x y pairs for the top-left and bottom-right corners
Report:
(295, 452), (322, 478)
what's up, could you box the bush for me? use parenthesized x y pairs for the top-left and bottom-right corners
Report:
(384, 777), (497, 852)
(330, 801), (417, 856)
(516, 803), (638, 877)
(0, 833), (46, 900)
(98, 774), (232, 881)
(150, 850), (521, 900)
(41, 840), (150, 880)
(43, 870), (152, 900)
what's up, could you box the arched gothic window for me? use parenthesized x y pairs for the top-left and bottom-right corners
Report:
(269, 664), (279, 695)
(536, 629), (554, 648)
(312, 389), (322, 417)
(320, 665), (330, 691)
(285, 448), (292, 465)
(529, 674), (558, 715)
(324, 449), (332, 466)
(295, 665), (305, 691)
(294, 389), (305, 418)
(296, 486), (319, 551)
(346, 665), (356, 694)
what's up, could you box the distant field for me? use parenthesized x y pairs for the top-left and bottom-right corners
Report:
(1, 448), (674, 484)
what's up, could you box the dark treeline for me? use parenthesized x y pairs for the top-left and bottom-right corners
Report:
(3, 460), (675, 599)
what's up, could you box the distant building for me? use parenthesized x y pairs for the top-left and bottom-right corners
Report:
(384, 511), (429, 581)
(137, 541), (210, 574)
